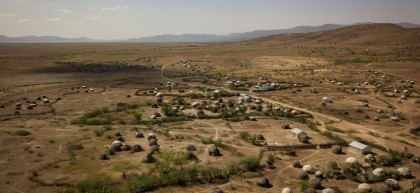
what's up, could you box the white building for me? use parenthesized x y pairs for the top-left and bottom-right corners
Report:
(290, 128), (307, 139)
(349, 141), (372, 155)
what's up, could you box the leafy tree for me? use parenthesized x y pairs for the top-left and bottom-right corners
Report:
(154, 149), (194, 173)
(112, 162), (139, 179)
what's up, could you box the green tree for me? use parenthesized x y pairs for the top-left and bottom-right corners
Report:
(154, 149), (194, 173)
(112, 162), (139, 179)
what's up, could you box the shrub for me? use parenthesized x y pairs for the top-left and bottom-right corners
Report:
(94, 129), (104, 137)
(377, 153), (401, 166)
(15, 130), (31, 136)
(84, 108), (104, 118)
(75, 178), (116, 193)
(128, 173), (162, 192)
(239, 156), (260, 172)
(297, 180), (310, 192)
(199, 167), (228, 183)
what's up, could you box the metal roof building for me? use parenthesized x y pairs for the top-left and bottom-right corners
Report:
(349, 141), (372, 155)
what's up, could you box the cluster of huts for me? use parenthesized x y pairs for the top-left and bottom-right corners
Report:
(11, 95), (59, 114)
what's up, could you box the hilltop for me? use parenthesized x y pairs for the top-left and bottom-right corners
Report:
(249, 23), (420, 46)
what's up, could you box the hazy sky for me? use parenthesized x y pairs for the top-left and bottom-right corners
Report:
(1, 0), (419, 39)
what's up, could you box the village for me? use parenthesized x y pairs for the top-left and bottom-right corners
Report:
(0, 24), (419, 193)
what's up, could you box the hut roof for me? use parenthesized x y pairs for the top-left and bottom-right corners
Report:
(349, 141), (368, 150)
(291, 128), (305, 135)
(281, 188), (293, 193)
(345, 157), (358, 163)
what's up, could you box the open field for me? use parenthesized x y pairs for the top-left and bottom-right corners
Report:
(0, 24), (419, 193)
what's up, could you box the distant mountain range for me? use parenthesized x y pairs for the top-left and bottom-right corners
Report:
(1, 22), (419, 43)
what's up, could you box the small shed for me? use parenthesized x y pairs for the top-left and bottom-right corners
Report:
(290, 128), (307, 139)
(349, 141), (371, 155)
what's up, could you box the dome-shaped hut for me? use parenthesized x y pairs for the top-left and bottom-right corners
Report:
(256, 177), (271, 188)
(314, 171), (323, 179)
(358, 183), (372, 193)
(322, 188), (336, 193)
(331, 145), (342, 154)
(209, 186), (224, 193)
(292, 161), (301, 168)
(186, 144), (196, 151)
(302, 165), (316, 174)
(149, 138), (158, 146)
(308, 178), (321, 189)
(281, 188), (293, 193)
(384, 179), (400, 190)
(297, 171), (309, 180)
(345, 157), (358, 164)
(149, 145), (160, 154)
(143, 152), (155, 163)
(148, 133), (157, 141)
(135, 132), (144, 138)
(208, 145), (221, 156)
(372, 168), (386, 177)
(397, 167), (411, 178)
(132, 144), (142, 152)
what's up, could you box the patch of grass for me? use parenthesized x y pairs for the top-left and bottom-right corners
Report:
(325, 125), (345, 133)
(94, 129), (104, 137)
(322, 131), (347, 145)
(238, 132), (263, 146)
(297, 180), (310, 192)
(398, 139), (416, 146)
(368, 131), (381, 137)
(15, 130), (31, 136)
(76, 178), (116, 193)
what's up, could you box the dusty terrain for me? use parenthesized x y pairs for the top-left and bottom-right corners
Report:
(0, 24), (419, 193)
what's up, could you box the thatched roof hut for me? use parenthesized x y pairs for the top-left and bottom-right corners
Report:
(135, 132), (144, 138)
(302, 165), (316, 174)
(358, 183), (372, 193)
(143, 152), (155, 163)
(297, 171), (309, 180)
(249, 116), (257, 121)
(397, 167), (411, 178)
(298, 135), (309, 143)
(345, 157), (358, 164)
(292, 161), (301, 168)
(365, 154), (376, 163)
(148, 133), (157, 141)
(308, 178), (321, 189)
(149, 145), (160, 154)
(116, 136), (125, 142)
(372, 168), (386, 177)
(110, 141), (122, 152)
(132, 144), (142, 152)
(321, 188), (336, 193)
(186, 144), (196, 151)
(384, 179), (400, 190)
(282, 123), (290, 129)
(149, 139), (158, 146)
(99, 154), (109, 160)
(209, 186), (224, 193)
(208, 145), (221, 156)
(257, 134), (265, 140)
(314, 171), (323, 179)
(331, 145), (342, 154)
(281, 188), (293, 193)
(305, 188), (316, 193)
(256, 177), (271, 188)
(197, 109), (205, 116)
(123, 144), (131, 151)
